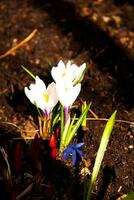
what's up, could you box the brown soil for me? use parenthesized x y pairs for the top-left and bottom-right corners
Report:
(0, 0), (134, 200)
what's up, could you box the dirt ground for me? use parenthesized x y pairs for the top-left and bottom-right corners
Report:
(0, 0), (134, 200)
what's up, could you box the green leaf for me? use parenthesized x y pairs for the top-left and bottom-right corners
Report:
(60, 105), (64, 136)
(21, 65), (36, 79)
(82, 101), (87, 127)
(74, 64), (87, 85)
(86, 110), (117, 200)
(66, 114), (76, 137)
(60, 115), (70, 152)
(124, 192), (134, 200)
(64, 102), (92, 147)
(51, 103), (61, 131)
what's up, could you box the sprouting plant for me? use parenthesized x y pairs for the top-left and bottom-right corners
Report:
(51, 60), (86, 124)
(85, 111), (117, 200)
(24, 76), (58, 138)
(23, 60), (88, 152)
(59, 102), (91, 152)
(22, 60), (117, 200)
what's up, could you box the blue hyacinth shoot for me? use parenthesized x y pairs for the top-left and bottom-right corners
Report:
(62, 142), (84, 165)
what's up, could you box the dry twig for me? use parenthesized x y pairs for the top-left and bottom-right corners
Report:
(16, 183), (33, 200)
(0, 29), (37, 59)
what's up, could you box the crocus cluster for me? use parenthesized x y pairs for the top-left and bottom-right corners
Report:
(24, 60), (86, 163)
(25, 60), (86, 119)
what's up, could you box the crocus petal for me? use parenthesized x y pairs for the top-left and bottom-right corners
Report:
(72, 150), (77, 165)
(56, 82), (81, 107)
(35, 76), (46, 91)
(62, 143), (84, 165)
(24, 76), (47, 106)
(76, 149), (84, 157)
(76, 63), (86, 78)
(66, 83), (81, 106)
(76, 142), (84, 148)
(66, 61), (86, 84)
(51, 60), (66, 83)
(37, 84), (58, 113)
(24, 87), (33, 103)
(51, 60), (86, 85)
(47, 82), (58, 106)
(25, 77), (58, 113)
(58, 60), (66, 70)
(40, 82), (58, 113)
(62, 146), (73, 160)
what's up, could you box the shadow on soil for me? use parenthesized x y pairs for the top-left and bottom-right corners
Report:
(96, 166), (116, 200)
(33, 0), (134, 109)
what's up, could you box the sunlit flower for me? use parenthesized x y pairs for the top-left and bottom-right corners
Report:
(24, 76), (58, 115)
(51, 60), (86, 85)
(62, 142), (84, 165)
(56, 81), (81, 108)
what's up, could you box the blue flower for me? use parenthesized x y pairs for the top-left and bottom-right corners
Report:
(62, 143), (84, 165)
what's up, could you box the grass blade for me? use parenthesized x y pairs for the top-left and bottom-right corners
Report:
(86, 110), (117, 200)
(60, 115), (70, 152)
(21, 65), (36, 79)
(60, 105), (64, 136)
(65, 102), (92, 147)
(124, 192), (134, 200)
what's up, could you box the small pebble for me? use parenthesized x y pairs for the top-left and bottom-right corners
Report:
(128, 145), (134, 149)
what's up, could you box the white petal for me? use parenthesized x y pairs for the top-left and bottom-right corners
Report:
(78, 63), (86, 76)
(80, 63), (86, 70)
(24, 76), (48, 112)
(51, 60), (66, 83)
(24, 87), (36, 104)
(35, 76), (46, 92)
(56, 83), (81, 107)
(47, 82), (59, 110)
(24, 87), (33, 103)
(29, 83), (35, 91)
(68, 83), (81, 106)
(58, 60), (66, 69)
(66, 60), (72, 68)
(73, 63), (86, 83)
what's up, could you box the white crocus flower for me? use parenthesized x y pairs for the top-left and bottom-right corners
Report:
(66, 61), (86, 84)
(56, 81), (81, 108)
(51, 60), (86, 85)
(24, 76), (58, 115)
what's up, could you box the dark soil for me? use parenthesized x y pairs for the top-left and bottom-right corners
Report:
(0, 0), (134, 200)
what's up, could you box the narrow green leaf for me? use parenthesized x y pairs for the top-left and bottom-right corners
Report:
(124, 192), (134, 200)
(64, 114), (76, 144)
(86, 111), (117, 200)
(82, 101), (87, 127)
(21, 65), (36, 79)
(51, 112), (60, 131)
(51, 103), (61, 131)
(60, 106), (64, 136)
(65, 102), (92, 147)
(60, 116), (70, 152)
(74, 64), (87, 85)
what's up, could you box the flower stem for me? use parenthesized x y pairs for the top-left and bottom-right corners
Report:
(64, 106), (69, 124)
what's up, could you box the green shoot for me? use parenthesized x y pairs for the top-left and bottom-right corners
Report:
(124, 192), (134, 200)
(86, 110), (117, 200)
(21, 65), (36, 79)
(64, 102), (92, 147)
(60, 115), (70, 152)
(82, 101), (87, 127)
